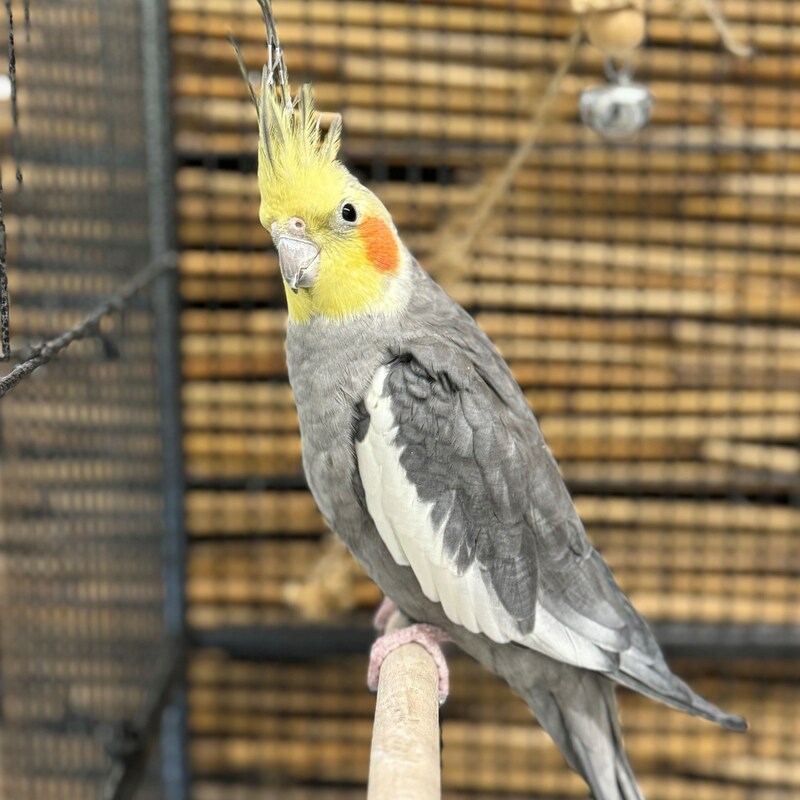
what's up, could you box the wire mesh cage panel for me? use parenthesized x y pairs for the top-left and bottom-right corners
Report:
(176, 0), (800, 798)
(0, 1), (181, 799)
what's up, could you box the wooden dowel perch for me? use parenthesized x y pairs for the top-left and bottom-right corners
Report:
(367, 615), (443, 800)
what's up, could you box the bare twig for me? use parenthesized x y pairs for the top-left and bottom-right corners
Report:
(0, 252), (177, 399)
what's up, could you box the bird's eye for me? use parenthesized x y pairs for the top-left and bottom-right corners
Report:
(341, 203), (358, 223)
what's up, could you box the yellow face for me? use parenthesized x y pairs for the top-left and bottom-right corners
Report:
(257, 85), (404, 323)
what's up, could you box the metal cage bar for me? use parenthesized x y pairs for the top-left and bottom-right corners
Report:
(140, 0), (191, 797)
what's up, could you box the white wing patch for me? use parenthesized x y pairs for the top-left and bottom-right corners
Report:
(356, 366), (611, 671)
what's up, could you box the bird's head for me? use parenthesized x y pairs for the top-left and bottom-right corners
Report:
(256, 79), (407, 323)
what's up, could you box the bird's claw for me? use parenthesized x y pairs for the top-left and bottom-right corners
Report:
(373, 596), (400, 632)
(367, 623), (451, 704)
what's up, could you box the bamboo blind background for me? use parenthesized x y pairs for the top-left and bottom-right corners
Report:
(175, 0), (800, 797)
(190, 652), (799, 800)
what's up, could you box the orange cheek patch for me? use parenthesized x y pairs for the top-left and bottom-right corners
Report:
(360, 217), (400, 273)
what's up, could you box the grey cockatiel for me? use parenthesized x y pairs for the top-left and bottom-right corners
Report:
(243, 5), (747, 797)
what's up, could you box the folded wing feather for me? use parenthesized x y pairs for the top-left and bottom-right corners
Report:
(355, 360), (626, 671)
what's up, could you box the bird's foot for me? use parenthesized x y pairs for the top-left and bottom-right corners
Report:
(373, 596), (400, 632)
(368, 623), (451, 704)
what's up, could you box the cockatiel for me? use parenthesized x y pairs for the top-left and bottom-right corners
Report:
(240, 4), (746, 798)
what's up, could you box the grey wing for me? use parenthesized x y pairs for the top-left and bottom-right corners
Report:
(357, 327), (748, 731)
(355, 348), (632, 672)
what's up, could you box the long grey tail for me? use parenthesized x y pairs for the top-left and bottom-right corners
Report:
(609, 593), (748, 733)
(523, 670), (644, 800)
(455, 632), (645, 800)
(613, 648), (748, 732)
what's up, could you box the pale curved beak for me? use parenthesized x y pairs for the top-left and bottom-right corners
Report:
(276, 236), (321, 293)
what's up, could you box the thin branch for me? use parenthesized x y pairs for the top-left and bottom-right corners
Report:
(0, 252), (177, 399)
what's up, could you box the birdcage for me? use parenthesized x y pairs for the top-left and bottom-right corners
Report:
(2, 1), (800, 799)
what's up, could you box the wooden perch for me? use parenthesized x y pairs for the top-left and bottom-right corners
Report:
(367, 617), (443, 800)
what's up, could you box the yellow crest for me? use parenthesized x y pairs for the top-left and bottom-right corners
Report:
(231, 1), (405, 323)
(231, 1), (347, 229)
(256, 82), (346, 229)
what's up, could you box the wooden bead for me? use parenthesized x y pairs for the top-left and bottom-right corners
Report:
(583, 7), (647, 58)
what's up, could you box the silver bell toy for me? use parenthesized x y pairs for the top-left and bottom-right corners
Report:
(579, 60), (654, 140)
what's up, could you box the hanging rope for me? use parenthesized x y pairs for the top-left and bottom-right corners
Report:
(0, 252), (178, 399)
(429, 25), (584, 288)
